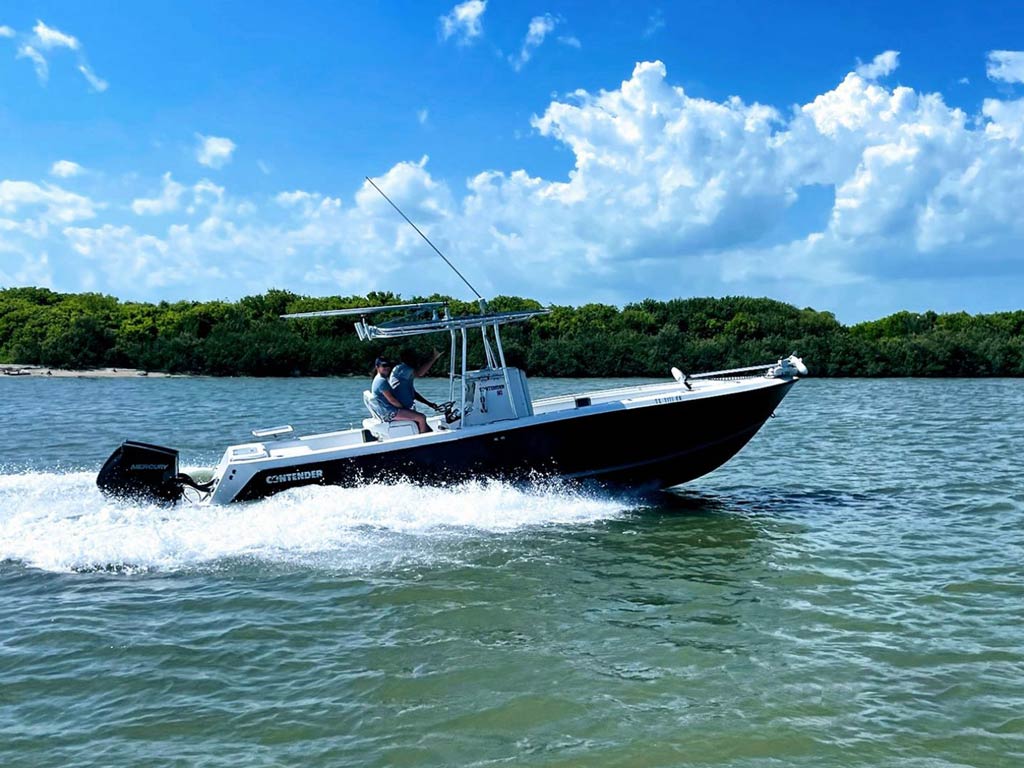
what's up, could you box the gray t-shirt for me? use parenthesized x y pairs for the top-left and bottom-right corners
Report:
(370, 373), (398, 421)
(389, 363), (416, 409)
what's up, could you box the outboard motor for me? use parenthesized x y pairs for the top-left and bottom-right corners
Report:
(97, 441), (184, 503)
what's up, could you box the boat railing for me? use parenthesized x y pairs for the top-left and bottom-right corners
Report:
(686, 363), (783, 380)
(532, 361), (792, 408)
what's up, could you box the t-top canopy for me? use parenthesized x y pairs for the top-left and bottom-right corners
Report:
(365, 309), (550, 339)
(280, 301), (447, 320)
(281, 300), (549, 341)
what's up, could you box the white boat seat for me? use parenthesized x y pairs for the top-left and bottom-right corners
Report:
(362, 390), (418, 440)
(362, 418), (419, 440)
(362, 390), (377, 418)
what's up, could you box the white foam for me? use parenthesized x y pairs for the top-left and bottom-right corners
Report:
(0, 471), (629, 573)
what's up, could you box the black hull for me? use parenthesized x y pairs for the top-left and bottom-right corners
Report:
(231, 380), (795, 502)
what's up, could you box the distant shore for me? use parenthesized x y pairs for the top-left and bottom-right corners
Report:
(6, 288), (1024, 377)
(0, 365), (179, 379)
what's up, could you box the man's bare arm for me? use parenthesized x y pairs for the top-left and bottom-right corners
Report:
(414, 348), (443, 378)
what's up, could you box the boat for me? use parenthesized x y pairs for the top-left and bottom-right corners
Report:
(96, 299), (806, 504)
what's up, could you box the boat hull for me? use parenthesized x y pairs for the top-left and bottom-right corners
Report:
(227, 378), (795, 502)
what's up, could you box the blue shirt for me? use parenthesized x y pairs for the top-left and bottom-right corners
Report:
(369, 373), (398, 421)
(389, 363), (416, 409)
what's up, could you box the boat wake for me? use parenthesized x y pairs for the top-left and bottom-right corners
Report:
(0, 469), (631, 574)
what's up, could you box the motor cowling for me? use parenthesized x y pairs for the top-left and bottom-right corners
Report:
(97, 441), (183, 503)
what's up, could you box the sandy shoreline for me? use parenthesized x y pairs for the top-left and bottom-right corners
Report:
(0, 365), (179, 379)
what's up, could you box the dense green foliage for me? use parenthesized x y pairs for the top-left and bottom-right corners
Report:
(1, 287), (1022, 376)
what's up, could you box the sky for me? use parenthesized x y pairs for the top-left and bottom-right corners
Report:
(2, 1), (1024, 323)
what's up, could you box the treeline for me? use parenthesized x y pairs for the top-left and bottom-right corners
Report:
(1, 286), (1023, 377)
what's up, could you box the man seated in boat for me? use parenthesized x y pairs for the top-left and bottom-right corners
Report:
(369, 357), (432, 434)
(389, 348), (443, 412)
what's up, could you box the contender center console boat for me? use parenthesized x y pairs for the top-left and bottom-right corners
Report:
(96, 300), (807, 505)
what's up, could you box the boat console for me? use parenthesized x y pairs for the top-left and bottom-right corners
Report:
(460, 367), (533, 427)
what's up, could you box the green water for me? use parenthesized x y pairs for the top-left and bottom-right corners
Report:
(1, 377), (1021, 766)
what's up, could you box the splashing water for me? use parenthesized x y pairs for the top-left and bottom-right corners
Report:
(0, 470), (631, 574)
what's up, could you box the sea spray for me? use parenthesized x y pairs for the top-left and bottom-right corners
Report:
(0, 471), (629, 574)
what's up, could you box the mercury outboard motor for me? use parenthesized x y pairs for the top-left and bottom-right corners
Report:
(96, 441), (186, 503)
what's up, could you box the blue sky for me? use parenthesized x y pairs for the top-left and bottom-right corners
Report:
(2, 1), (1024, 322)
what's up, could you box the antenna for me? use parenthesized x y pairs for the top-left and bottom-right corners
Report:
(364, 176), (483, 300)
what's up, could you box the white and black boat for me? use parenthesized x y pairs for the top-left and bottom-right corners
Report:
(96, 299), (806, 504)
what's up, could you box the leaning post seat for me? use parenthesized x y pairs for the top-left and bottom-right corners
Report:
(362, 391), (419, 440)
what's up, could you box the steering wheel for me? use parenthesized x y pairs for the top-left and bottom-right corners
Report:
(434, 401), (461, 423)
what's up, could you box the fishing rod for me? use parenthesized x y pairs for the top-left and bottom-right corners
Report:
(364, 175), (484, 301)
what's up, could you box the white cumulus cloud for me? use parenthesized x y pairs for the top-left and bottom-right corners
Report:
(511, 14), (557, 71)
(193, 179), (224, 204)
(78, 63), (108, 92)
(0, 180), (97, 223)
(50, 160), (83, 178)
(276, 190), (317, 208)
(0, 251), (53, 291)
(195, 134), (236, 169)
(32, 20), (79, 50)
(16, 44), (48, 83)
(63, 223), (219, 291)
(9, 20), (107, 92)
(986, 50), (1024, 84)
(131, 173), (186, 215)
(440, 0), (486, 45)
(855, 50), (900, 80)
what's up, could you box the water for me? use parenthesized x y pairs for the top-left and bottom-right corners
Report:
(1, 376), (1022, 767)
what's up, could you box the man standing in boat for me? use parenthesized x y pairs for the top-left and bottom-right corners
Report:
(389, 348), (443, 413)
(369, 357), (432, 433)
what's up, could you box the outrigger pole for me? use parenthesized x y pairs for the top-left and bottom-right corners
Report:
(364, 176), (484, 302)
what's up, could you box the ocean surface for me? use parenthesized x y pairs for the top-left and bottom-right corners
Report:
(1, 375), (1021, 767)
